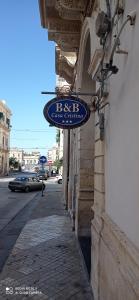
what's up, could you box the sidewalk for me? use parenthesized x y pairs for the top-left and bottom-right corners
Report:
(0, 180), (94, 299)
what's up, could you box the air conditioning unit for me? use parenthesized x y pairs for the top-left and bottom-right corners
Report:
(95, 11), (110, 38)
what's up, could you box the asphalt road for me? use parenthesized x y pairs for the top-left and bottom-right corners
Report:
(0, 174), (61, 273)
(0, 175), (39, 232)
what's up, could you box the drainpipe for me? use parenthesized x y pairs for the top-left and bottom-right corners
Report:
(66, 128), (70, 210)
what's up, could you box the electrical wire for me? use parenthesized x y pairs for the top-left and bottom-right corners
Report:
(11, 138), (39, 140)
(105, 0), (111, 19)
(112, 0), (119, 25)
(10, 147), (50, 150)
(12, 129), (55, 132)
(110, 15), (132, 63)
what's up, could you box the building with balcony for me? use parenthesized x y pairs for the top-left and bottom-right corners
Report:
(23, 151), (40, 170)
(9, 147), (24, 165)
(39, 1), (139, 299)
(47, 145), (59, 163)
(0, 100), (12, 176)
(9, 148), (40, 171)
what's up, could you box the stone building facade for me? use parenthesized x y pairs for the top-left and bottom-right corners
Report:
(47, 146), (59, 163)
(23, 151), (40, 168)
(9, 148), (40, 170)
(9, 147), (24, 165)
(0, 100), (12, 176)
(39, 1), (139, 299)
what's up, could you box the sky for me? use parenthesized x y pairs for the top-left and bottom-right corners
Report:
(0, 0), (57, 156)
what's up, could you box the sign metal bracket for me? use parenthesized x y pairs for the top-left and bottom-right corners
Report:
(41, 91), (98, 97)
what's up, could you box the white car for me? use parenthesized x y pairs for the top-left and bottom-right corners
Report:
(56, 174), (62, 184)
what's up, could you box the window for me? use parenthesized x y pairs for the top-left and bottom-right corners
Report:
(6, 118), (10, 127)
(0, 112), (4, 120)
(16, 177), (29, 182)
(28, 178), (33, 182)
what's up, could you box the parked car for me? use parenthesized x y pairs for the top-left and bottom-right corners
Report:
(8, 176), (45, 192)
(56, 174), (62, 184)
(37, 170), (48, 180)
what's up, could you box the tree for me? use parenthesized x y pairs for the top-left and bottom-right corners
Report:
(9, 157), (20, 170)
(9, 157), (16, 168)
(53, 157), (63, 172)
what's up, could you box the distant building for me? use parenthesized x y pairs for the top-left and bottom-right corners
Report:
(9, 148), (41, 171)
(47, 146), (59, 163)
(59, 129), (63, 160)
(23, 151), (40, 170)
(9, 147), (24, 165)
(0, 100), (12, 175)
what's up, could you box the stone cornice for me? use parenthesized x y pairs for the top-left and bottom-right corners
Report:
(39, 0), (95, 81)
(55, 0), (87, 20)
(39, 0), (95, 48)
(56, 47), (75, 84)
(56, 0), (87, 11)
(55, 0), (95, 19)
(48, 18), (81, 33)
(49, 32), (80, 52)
(39, 0), (47, 28)
(39, 0), (81, 52)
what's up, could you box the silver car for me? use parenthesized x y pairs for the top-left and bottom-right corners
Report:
(8, 176), (45, 192)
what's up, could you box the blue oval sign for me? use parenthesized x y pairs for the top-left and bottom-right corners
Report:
(43, 96), (90, 129)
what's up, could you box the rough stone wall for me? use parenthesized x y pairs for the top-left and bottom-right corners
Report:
(91, 110), (105, 299)
(90, 1), (139, 299)
(99, 213), (139, 300)
(75, 113), (94, 237)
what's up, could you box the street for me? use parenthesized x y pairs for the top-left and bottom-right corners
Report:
(0, 173), (61, 273)
(0, 174), (39, 232)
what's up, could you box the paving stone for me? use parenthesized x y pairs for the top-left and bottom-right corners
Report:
(0, 186), (93, 300)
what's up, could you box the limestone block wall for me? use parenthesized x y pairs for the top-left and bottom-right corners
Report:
(99, 213), (139, 300)
(104, 1), (139, 249)
(90, 1), (139, 297)
(91, 110), (105, 299)
(75, 113), (94, 237)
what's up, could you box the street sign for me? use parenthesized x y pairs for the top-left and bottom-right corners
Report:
(39, 156), (47, 164)
(43, 96), (90, 129)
